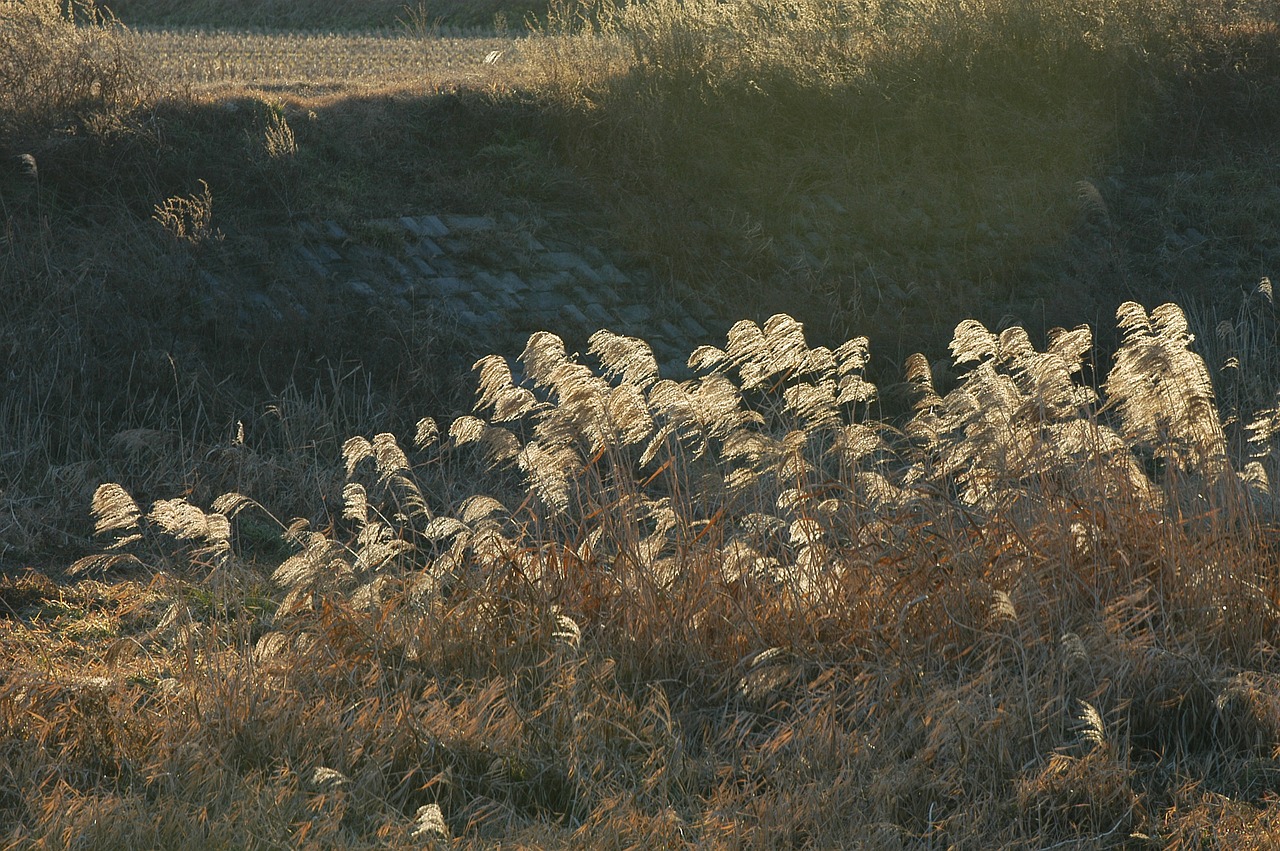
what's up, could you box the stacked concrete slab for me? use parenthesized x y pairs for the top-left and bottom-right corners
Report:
(287, 212), (722, 379)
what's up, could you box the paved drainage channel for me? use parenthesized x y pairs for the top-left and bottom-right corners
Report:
(287, 213), (724, 379)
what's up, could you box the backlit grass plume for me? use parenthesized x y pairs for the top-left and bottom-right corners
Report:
(29, 301), (1280, 847)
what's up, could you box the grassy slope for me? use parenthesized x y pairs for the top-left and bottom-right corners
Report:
(4, 0), (1280, 847)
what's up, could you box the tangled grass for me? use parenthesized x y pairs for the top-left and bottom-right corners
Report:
(5, 299), (1280, 847)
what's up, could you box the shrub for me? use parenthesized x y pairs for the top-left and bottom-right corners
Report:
(0, 0), (146, 143)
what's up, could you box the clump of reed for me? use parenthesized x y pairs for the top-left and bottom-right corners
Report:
(6, 298), (1278, 847)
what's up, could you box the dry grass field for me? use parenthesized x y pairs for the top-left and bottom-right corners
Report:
(4, 0), (1280, 846)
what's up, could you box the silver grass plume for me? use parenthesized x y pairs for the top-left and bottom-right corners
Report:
(468, 517), (515, 566)
(414, 417), (439, 449)
(371, 432), (409, 481)
(517, 440), (579, 513)
(837, 375), (877, 407)
(905, 352), (943, 414)
(719, 539), (763, 582)
(1245, 391), (1280, 458)
(423, 516), (469, 544)
(909, 313), (1147, 507)
(89, 483), (142, 546)
(851, 470), (915, 511)
(1070, 699), (1107, 750)
(723, 319), (768, 388)
(776, 487), (805, 514)
(342, 483), (369, 525)
(589, 329), (660, 389)
(411, 804), (450, 842)
(68, 552), (143, 576)
(352, 522), (411, 573)
(783, 379), (840, 431)
(1075, 179), (1113, 231)
(949, 318), (999, 368)
(520, 330), (570, 389)
(450, 415), (520, 466)
(380, 433), (433, 522)
(688, 343), (727, 373)
(148, 499), (231, 552)
(1037, 325), (1097, 412)
(1060, 632), (1088, 670)
(723, 314), (815, 390)
(789, 517), (824, 546)
(720, 428), (781, 493)
(603, 383), (655, 449)
(1105, 302), (1228, 477)
(779, 429), (815, 480)
(211, 492), (258, 520)
(343, 435), (375, 479)
(834, 335), (872, 374)
(644, 374), (754, 465)
(739, 511), (788, 541)
(309, 767), (351, 793)
(829, 422), (885, 467)
(449, 415), (487, 446)
(551, 611), (582, 650)
(272, 530), (349, 592)
(762, 313), (817, 374)
(460, 494), (507, 524)
(474, 354), (540, 422)
(987, 589), (1017, 626)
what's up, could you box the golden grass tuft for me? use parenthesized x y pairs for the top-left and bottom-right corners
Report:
(152, 179), (220, 247)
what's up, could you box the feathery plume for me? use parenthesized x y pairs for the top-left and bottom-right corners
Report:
(90, 483), (141, 542)
(590, 329), (660, 388)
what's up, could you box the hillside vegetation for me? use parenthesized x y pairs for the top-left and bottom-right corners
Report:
(3, 0), (1280, 846)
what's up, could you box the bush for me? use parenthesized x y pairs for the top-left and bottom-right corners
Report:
(0, 0), (146, 143)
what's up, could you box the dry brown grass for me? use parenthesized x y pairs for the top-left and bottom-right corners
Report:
(6, 301), (1280, 847)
